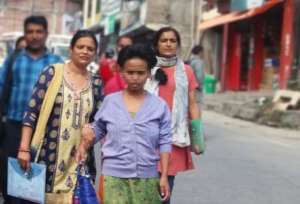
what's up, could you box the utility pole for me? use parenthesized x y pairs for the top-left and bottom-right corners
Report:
(31, 0), (35, 14)
(0, 0), (6, 11)
(83, 0), (89, 28)
(52, 0), (58, 34)
(195, 0), (205, 44)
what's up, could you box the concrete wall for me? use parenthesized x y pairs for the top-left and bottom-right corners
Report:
(0, 0), (66, 34)
(83, 0), (203, 58)
(145, 0), (201, 59)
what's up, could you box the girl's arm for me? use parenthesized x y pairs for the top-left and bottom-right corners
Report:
(159, 152), (170, 201)
(159, 103), (172, 201)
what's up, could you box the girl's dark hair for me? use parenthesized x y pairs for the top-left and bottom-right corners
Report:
(154, 69), (168, 85)
(152, 27), (181, 85)
(117, 43), (157, 71)
(70, 30), (98, 50)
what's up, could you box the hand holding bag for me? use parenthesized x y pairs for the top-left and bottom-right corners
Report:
(73, 164), (100, 204)
(7, 157), (46, 204)
(191, 119), (205, 154)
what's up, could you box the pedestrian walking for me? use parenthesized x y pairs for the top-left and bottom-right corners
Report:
(0, 35), (27, 202)
(15, 36), (27, 50)
(17, 30), (103, 204)
(0, 15), (63, 204)
(145, 26), (203, 204)
(98, 48), (116, 85)
(189, 45), (205, 105)
(76, 44), (172, 204)
(103, 35), (133, 95)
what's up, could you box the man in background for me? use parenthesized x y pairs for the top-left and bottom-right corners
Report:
(189, 45), (205, 105)
(116, 35), (133, 53)
(0, 15), (62, 204)
(98, 48), (116, 84)
(103, 35), (133, 95)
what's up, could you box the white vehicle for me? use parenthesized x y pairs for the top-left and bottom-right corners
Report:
(49, 42), (70, 61)
(47, 34), (72, 61)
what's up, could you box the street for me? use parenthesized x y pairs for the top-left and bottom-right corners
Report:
(1, 110), (300, 204)
(172, 111), (300, 204)
(1, 0), (300, 204)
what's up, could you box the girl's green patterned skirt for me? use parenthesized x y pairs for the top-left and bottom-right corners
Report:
(99, 175), (162, 204)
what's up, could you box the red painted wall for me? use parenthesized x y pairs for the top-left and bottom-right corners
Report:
(248, 18), (264, 90)
(226, 30), (242, 90)
(279, 0), (295, 89)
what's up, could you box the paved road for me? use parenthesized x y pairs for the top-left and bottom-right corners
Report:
(1, 110), (300, 204)
(172, 111), (300, 204)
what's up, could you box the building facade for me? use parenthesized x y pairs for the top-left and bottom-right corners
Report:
(198, 0), (299, 91)
(0, 0), (65, 34)
(0, 0), (83, 35)
(83, 0), (203, 58)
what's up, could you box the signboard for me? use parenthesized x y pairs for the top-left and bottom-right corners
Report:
(231, 0), (264, 11)
(104, 15), (116, 35)
(120, 0), (146, 34)
(101, 0), (122, 16)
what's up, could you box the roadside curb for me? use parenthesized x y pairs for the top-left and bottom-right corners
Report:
(203, 91), (300, 130)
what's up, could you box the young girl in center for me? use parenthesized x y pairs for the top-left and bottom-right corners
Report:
(76, 44), (172, 204)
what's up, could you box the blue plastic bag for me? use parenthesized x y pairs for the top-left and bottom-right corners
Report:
(73, 164), (100, 204)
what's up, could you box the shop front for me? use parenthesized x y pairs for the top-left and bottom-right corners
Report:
(199, 0), (295, 91)
(291, 1), (300, 90)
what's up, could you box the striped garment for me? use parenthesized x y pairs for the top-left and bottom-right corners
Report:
(0, 49), (63, 121)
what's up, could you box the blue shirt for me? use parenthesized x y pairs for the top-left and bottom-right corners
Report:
(0, 49), (63, 121)
(92, 91), (172, 178)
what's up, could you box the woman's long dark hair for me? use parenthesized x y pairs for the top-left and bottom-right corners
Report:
(153, 26), (181, 85)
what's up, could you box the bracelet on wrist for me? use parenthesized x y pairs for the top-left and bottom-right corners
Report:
(83, 123), (93, 129)
(19, 149), (30, 153)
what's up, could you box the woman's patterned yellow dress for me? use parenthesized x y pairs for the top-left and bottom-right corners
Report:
(23, 66), (103, 203)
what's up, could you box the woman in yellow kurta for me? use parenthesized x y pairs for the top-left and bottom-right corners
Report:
(17, 30), (103, 204)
